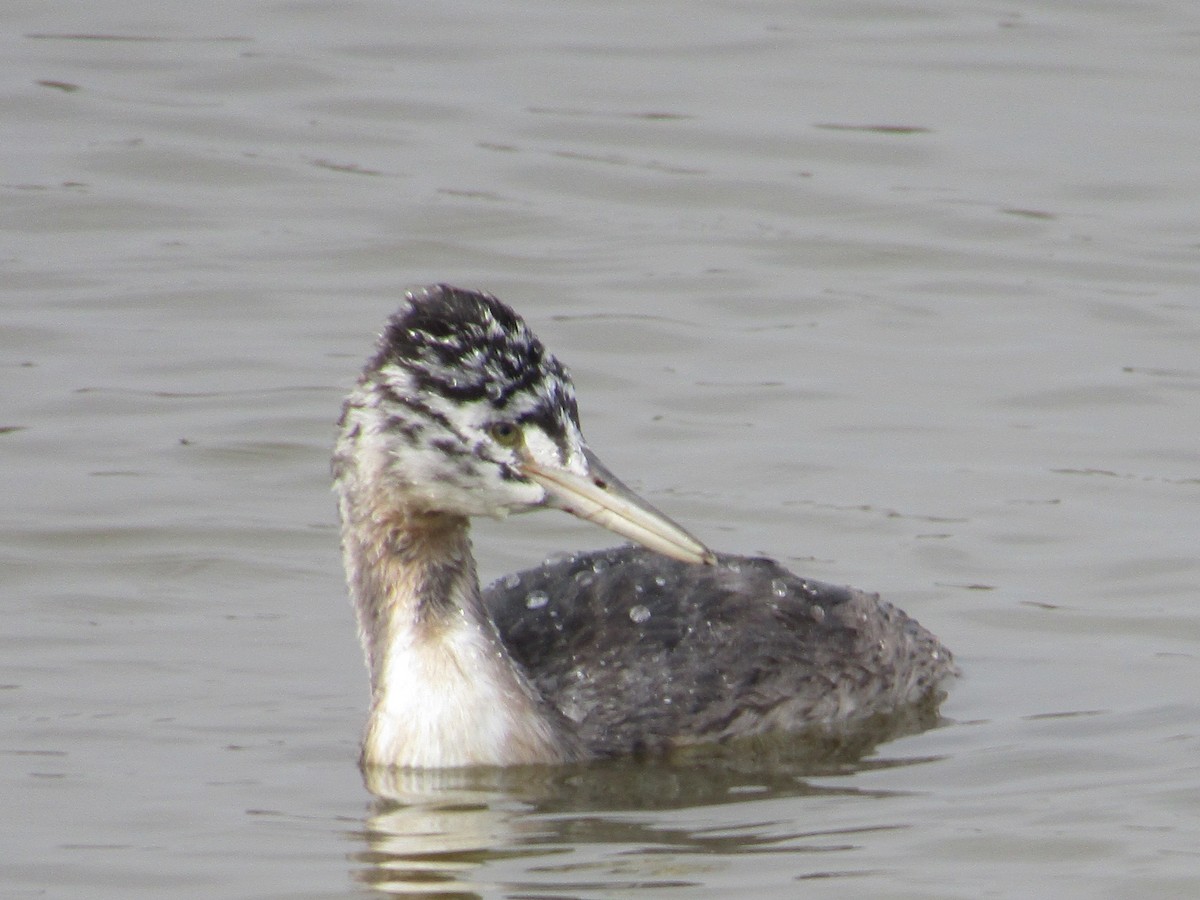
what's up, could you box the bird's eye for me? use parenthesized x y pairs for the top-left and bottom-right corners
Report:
(488, 421), (523, 448)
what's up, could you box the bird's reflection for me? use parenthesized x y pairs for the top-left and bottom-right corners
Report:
(350, 713), (947, 896)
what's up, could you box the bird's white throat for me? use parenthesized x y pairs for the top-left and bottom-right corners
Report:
(339, 496), (577, 768)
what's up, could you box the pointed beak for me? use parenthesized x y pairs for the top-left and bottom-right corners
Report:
(520, 446), (716, 566)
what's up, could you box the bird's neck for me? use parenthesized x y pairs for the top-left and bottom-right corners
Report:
(338, 492), (579, 768)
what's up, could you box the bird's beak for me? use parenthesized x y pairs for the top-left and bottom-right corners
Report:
(520, 446), (716, 566)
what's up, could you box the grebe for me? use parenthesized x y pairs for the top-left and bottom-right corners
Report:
(334, 284), (954, 769)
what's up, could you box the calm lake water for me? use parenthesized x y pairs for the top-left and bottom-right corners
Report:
(4, 1), (1199, 897)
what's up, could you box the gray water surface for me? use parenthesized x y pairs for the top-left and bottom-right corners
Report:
(4, 1), (1200, 897)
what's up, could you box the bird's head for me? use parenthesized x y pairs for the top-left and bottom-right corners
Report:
(334, 284), (713, 565)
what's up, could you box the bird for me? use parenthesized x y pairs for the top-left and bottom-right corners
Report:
(333, 284), (955, 769)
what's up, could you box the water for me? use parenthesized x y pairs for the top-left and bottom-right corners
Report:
(4, 1), (1200, 896)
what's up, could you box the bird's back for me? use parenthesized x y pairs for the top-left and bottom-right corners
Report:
(486, 546), (955, 758)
